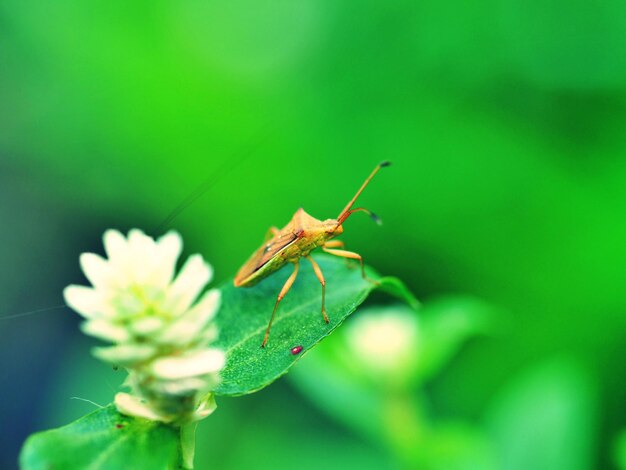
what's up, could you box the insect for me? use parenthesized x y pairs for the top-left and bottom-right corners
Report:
(234, 161), (390, 347)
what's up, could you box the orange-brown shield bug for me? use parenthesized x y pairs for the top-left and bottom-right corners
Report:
(234, 162), (390, 347)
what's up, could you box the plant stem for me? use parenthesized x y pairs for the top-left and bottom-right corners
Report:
(382, 392), (429, 468)
(179, 422), (198, 470)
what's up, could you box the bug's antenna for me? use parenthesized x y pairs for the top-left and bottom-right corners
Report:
(152, 124), (271, 235)
(0, 304), (67, 320)
(336, 161), (390, 225)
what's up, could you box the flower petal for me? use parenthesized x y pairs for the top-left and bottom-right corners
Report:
(152, 231), (182, 288)
(103, 229), (128, 263)
(63, 285), (102, 319)
(150, 349), (225, 380)
(111, 291), (146, 318)
(152, 377), (208, 396)
(130, 317), (165, 336)
(186, 288), (221, 324)
(81, 319), (131, 342)
(79, 253), (113, 289)
(192, 394), (217, 421)
(115, 392), (168, 422)
(128, 229), (159, 283)
(156, 289), (221, 345)
(165, 254), (212, 316)
(198, 324), (219, 345)
(128, 229), (155, 251)
(102, 229), (133, 287)
(93, 344), (156, 365)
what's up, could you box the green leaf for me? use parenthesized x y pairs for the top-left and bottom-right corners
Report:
(420, 422), (496, 470)
(288, 299), (498, 467)
(485, 357), (598, 470)
(20, 405), (180, 470)
(413, 296), (494, 383)
(214, 254), (416, 396)
(614, 429), (626, 470)
(289, 339), (385, 442)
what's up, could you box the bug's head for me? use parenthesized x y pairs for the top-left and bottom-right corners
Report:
(327, 222), (344, 236)
(334, 161), (390, 228)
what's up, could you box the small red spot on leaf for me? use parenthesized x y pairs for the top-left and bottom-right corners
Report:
(290, 345), (303, 355)
(116, 424), (124, 429)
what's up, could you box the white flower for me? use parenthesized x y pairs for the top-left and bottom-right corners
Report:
(64, 229), (225, 424)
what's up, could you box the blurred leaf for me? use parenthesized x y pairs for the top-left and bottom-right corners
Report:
(214, 254), (416, 395)
(289, 340), (384, 442)
(289, 298), (496, 467)
(414, 296), (494, 383)
(485, 357), (598, 470)
(20, 405), (179, 470)
(501, 0), (626, 88)
(194, 386), (396, 470)
(422, 422), (496, 470)
(289, 296), (493, 404)
(614, 430), (626, 470)
(376, 277), (421, 310)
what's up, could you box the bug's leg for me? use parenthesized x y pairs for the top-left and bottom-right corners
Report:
(306, 255), (329, 324)
(262, 261), (300, 348)
(264, 226), (280, 242)
(324, 240), (351, 268)
(322, 248), (377, 283)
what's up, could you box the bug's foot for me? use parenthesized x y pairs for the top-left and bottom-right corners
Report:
(322, 310), (330, 324)
(364, 276), (381, 286)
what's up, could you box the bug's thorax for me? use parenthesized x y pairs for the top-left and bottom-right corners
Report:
(284, 208), (341, 260)
(232, 208), (342, 287)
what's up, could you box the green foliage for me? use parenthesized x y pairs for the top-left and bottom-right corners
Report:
(615, 430), (626, 470)
(485, 358), (598, 470)
(193, 388), (397, 469)
(3, 0), (625, 467)
(289, 298), (495, 468)
(214, 254), (416, 395)
(411, 297), (493, 384)
(20, 256), (416, 468)
(20, 405), (180, 470)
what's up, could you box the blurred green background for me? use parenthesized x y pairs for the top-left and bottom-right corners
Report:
(2, 0), (626, 468)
